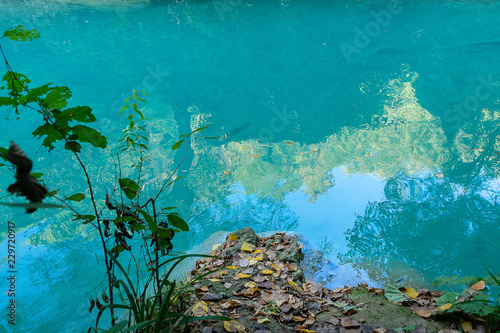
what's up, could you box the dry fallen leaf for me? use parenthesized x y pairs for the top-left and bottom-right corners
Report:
(223, 171), (230, 175)
(191, 301), (208, 317)
(293, 316), (306, 323)
(435, 173), (444, 178)
(248, 250), (263, 261)
(262, 269), (274, 275)
(229, 234), (238, 241)
(223, 320), (245, 333)
(245, 281), (257, 288)
(257, 318), (271, 324)
(341, 318), (360, 328)
(435, 303), (453, 311)
(241, 242), (256, 252)
(226, 266), (237, 269)
(405, 286), (419, 298)
(236, 273), (250, 279)
(373, 329), (387, 333)
(460, 321), (473, 332)
(470, 280), (485, 290)
(411, 306), (433, 318)
(208, 278), (221, 282)
(253, 155), (260, 158)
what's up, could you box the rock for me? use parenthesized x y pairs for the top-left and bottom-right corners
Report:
(202, 292), (221, 301)
(220, 227), (259, 257)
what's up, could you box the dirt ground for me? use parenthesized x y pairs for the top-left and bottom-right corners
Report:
(182, 228), (495, 333)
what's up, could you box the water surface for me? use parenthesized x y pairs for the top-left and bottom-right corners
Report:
(1, 0), (500, 332)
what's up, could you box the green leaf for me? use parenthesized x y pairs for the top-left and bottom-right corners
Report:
(432, 275), (459, 288)
(137, 208), (157, 232)
(171, 139), (184, 150)
(0, 96), (17, 107)
(0, 147), (7, 161)
(71, 125), (107, 149)
(72, 214), (96, 223)
(118, 178), (140, 199)
(436, 292), (459, 306)
(3, 71), (30, 92)
(384, 282), (408, 303)
(45, 189), (59, 197)
(167, 214), (189, 232)
(55, 106), (96, 123)
(452, 276), (479, 285)
(111, 245), (126, 255)
(30, 172), (44, 179)
(25, 84), (51, 103)
(483, 265), (500, 287)
(65, 193), (85, 202)
(106, 320), (128, 333)
(114, 216), (136, 224)
(32, 123), (65, 149)
(120, 104), (130, 113)
(43, 86), (72, 109)
(64, 141), (81, 153)
(129, 223), (146, 231)
(3, 26), (40, 42)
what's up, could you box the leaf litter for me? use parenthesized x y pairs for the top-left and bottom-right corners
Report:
(182, 229), (493, 333)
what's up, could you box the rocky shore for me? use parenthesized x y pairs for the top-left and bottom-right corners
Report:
(182, 228), (490, 333)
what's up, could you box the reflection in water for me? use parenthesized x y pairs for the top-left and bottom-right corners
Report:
(339, 174), (500, 286)
(1, 1), (500, 331)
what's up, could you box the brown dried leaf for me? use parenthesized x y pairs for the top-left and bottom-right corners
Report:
(411, 306), (434, 318)
(341, 318), (360, 328)
(470, 281), (485, 290)
(223, 320), (245, 333)
(252, 275), (267, 282)
(293, 316), (306, 323)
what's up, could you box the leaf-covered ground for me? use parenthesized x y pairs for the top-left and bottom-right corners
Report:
(180, 227), (495, 333)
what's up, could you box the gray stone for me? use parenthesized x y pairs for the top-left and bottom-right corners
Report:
(220, 227), (259, 257)
(201, 292), (220, 301)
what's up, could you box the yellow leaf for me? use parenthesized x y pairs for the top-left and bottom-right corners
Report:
(245, 281), (256, 288)
(460, 321), (473, 332)
(229, 234), (237, 241)
(208, 278), (221, 282)
(241, 242), (256, 252)
(248, 251), (263, 261)
(253, 155), (260, 158)
(191, 301), (208, 316)
(435, 303), (452, 311)
(300, 329), (316, 333)
(470, 280), (485, 290)
(224, 320), (245, 333)
(405, 286), (419, 298)
(236, 273), (250, 279)
(257, 318), (271, 324)
(226, 266), (237, 269)
(262, 269), (273, 275)
(223, 171), (230, 175)
(288, 280), (303, 293)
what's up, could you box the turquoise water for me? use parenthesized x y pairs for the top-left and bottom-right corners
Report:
(1, 0), (500, 331)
